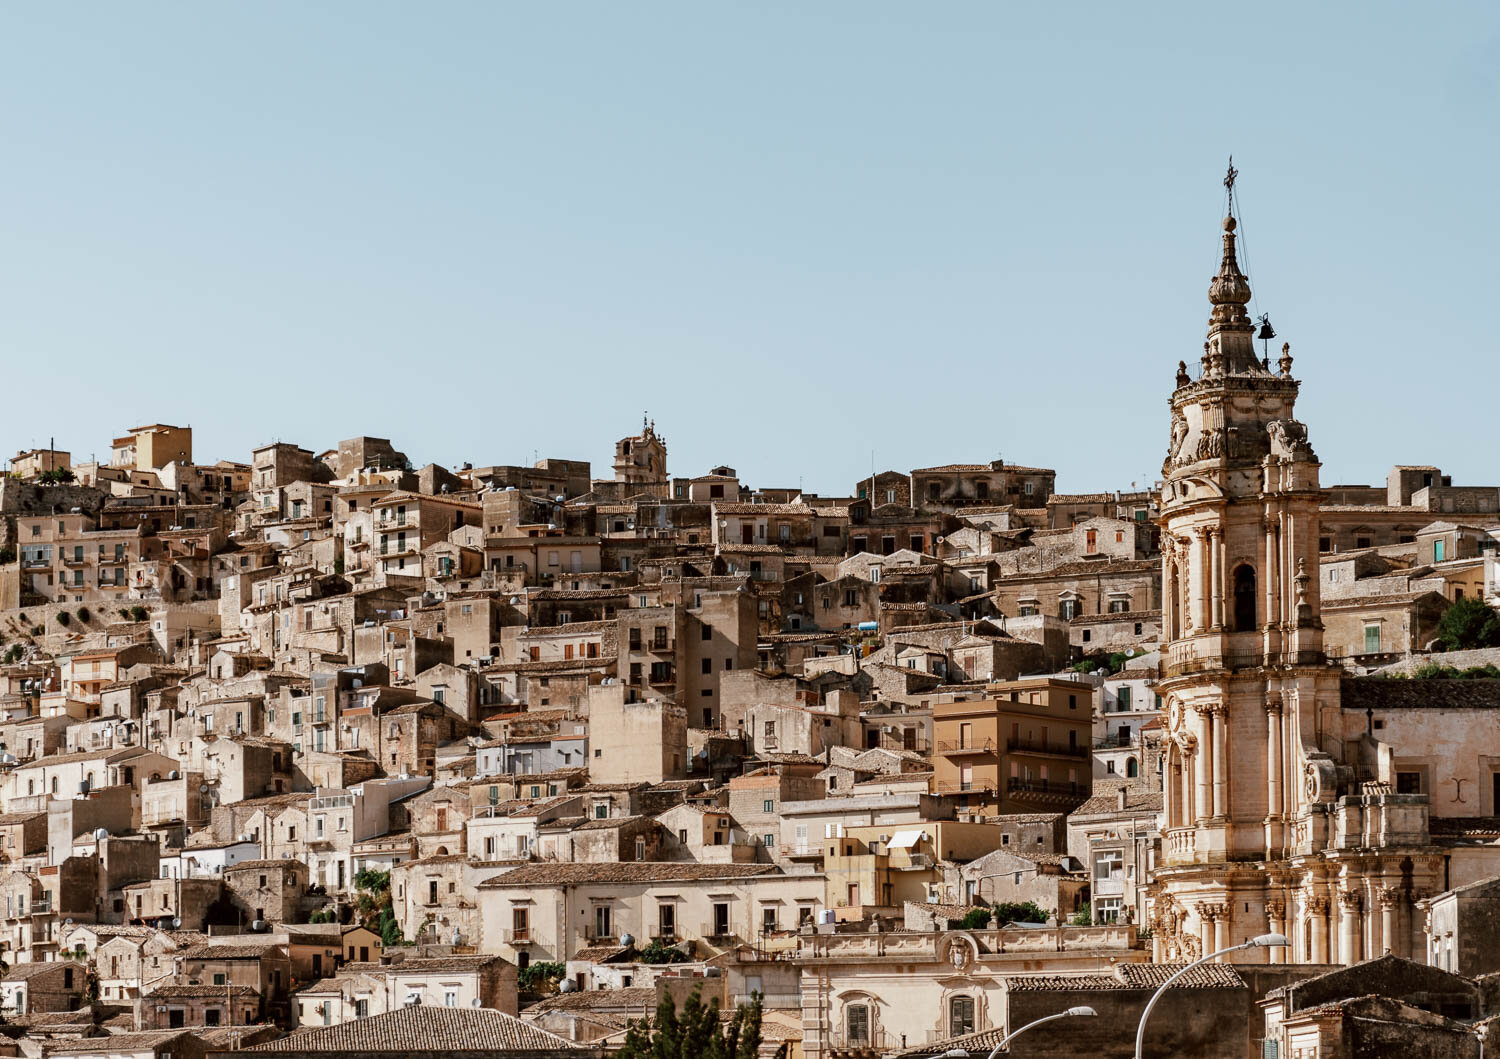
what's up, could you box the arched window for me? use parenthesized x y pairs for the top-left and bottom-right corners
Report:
(50, 777), (59, 795)
(949, 995), (975, 1037)
(1126, 757), (1139, 779)
(1232, 564), (1257, 632)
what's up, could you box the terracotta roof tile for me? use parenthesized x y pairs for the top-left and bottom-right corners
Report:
(246, 1006), (582, 1051)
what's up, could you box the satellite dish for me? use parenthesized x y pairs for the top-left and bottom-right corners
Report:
(93, 828), (109, 841)
(172, 918), (182, 928)
(558, 980), (577, 993)
(471, 998), (480, 1008)
(618, 933), (634, 948)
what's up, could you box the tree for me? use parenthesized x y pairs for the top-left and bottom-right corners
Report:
(1437, 598), (1500, 652)
(1069, 901), (1092, 926)
(959, 907), (995, 930)
(616, 988), (781, 1059)
(37, 468), (76, 486)
(989, 901), (1050, 926)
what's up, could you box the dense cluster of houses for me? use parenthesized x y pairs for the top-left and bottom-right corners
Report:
(3, 208), (1500, 1058)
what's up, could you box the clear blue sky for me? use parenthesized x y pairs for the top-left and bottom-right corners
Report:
(3, 2), (1495, 495)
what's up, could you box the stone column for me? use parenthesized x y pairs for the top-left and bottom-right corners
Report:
(1379, 888), (1400, 956)
(1211, 705), (1228, 819)
(1338, 893), (1362, 965)
(1163, 553), (1177, 642)
(1194, 710), (1213, 824)
(1192, 530), (1209, 632)
(1266, 900), (1286, 963)
(1265, 697), (1284, 850)
(1212, 906), (1228, 958)
(1196, 904), (1214, 960)
(1307, 896), (1329, 964)
(1209, 529), (1224, 629)
(1181, 750), (1195, 827)
(1263, 517), (1279, 653)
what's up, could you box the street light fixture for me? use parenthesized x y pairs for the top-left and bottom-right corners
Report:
(1133, 933), (1288, 1059)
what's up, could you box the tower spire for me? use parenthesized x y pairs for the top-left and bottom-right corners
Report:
(1205, 160), (1258, 374)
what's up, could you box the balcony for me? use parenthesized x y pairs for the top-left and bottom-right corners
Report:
(649, 637), (674, 655)
(374, 516), (409, 531)
(827, 1029), (893, 1056)
(698, 923), (736, 943)
(780, 844), (822, 860)
(935, 739), (995, 756)
(1166, 826), (1197, 862)
(731, 993), (801, 1009)
(1006, 738), (1089, 760)
(60, 554), (87, 568)
(20, 559), (50, 570)
(501, 928), (531, 945)
(1005, 777), (1080, 796)
(933, 780), (998, 796)
(99, 554), (128, 566)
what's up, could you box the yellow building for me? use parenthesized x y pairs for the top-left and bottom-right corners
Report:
(931, 677), (1094, 816)
(110, 423), (193, 471)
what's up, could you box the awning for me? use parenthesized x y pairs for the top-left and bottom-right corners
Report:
(888, 830), (924, 849)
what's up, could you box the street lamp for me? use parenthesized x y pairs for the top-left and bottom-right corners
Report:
(985, 1006), (1096, 1056)
(1133, 933), (1288, 1059)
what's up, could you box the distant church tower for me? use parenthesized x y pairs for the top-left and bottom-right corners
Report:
(614, 416), (668, 487)
(1151, 171), (1441, 966)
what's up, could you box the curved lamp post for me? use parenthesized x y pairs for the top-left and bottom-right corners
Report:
(1133, 933), (1288, 1059)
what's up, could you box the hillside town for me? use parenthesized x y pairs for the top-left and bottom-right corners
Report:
(2, 196), (1500, 1059)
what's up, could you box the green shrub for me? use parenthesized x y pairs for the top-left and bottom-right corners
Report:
(959, 907), (994, 930)
(638, 938), (689, 964)
(517, 961), (566, 991)
(129, 606), (149, 622)
(990, 901), (1050, 925)
(1069, 901), (1092, 926)
(56, 612), (70, 627)
(76, 608), (90, 623)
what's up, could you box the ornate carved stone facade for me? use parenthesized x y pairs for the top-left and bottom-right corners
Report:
(1148, 195), (1447, 966)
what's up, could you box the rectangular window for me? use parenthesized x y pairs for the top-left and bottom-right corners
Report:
(1364, 625), (1381, 654)
(1396, 771), (1421, 794)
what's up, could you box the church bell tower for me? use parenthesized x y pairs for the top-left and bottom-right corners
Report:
(1151, 166), (1342, 962)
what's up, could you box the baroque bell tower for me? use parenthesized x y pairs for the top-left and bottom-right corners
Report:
(1151, 167), (1344, 963)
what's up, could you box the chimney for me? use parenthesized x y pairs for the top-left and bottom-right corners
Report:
(1116, 788), (1128, 811)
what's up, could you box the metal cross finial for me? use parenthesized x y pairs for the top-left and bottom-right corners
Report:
(1224, 156), (1237, 194)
